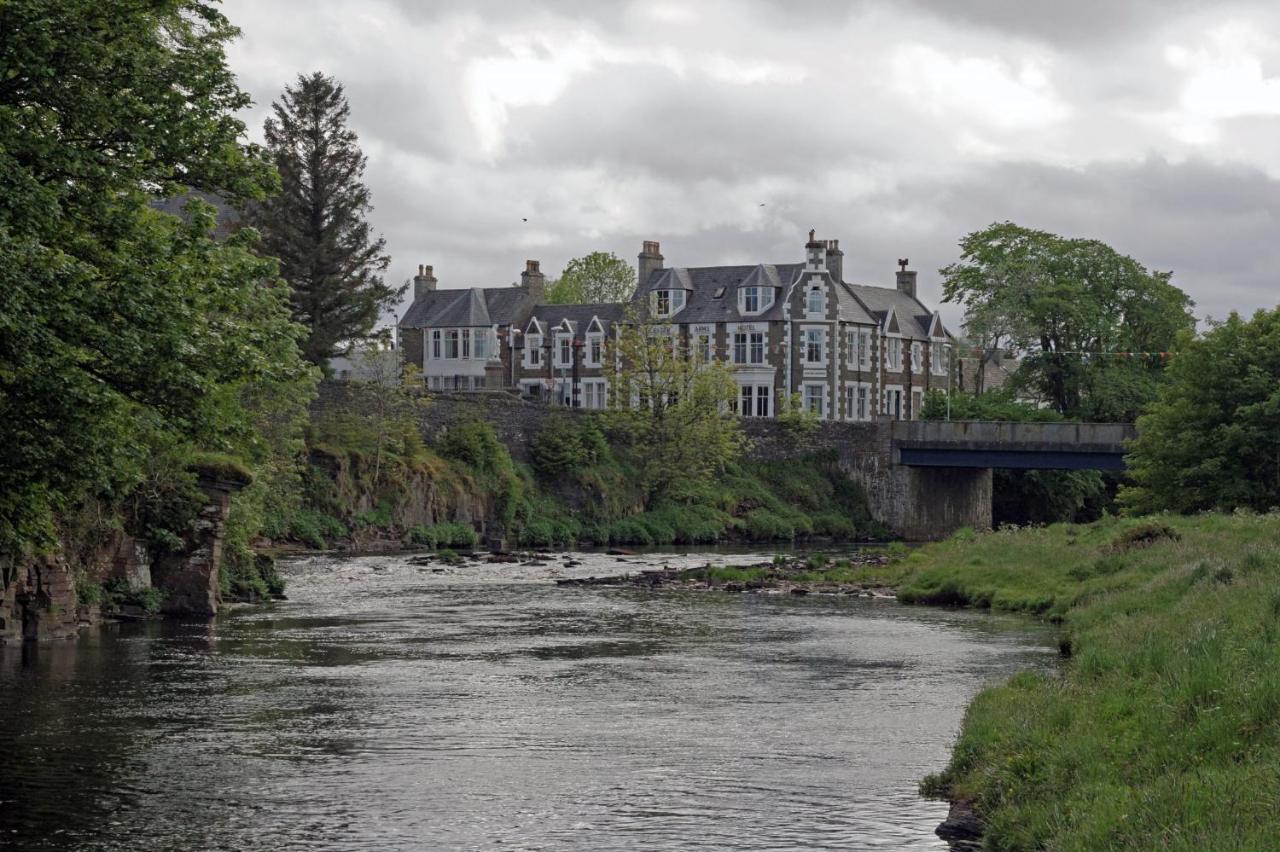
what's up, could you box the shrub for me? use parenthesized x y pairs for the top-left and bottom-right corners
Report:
(742, 509), (795, 541)
(407, 521), (478, 549)
(1107, 522), (1180, 553)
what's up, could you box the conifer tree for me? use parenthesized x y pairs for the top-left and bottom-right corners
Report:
(252, 72), (399, 364)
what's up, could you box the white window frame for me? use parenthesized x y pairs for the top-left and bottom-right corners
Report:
(445, 329), (460, 360)
(858, 329), (871, 370)
(804, 328), (825, 365)
(739, 286), (774, 315)
(805, 285), (824, 317)
(525, 334), (542, 367)
(802, 383), (826, 420)
(844, 381), (872, 421)
(931, 342), (948, 376)
(556, 334), (572, 367)
(886, 336), (902, 371)
(431, 329), (441, 360)
(911, 341), (923, 372)
(585, 333), (603, 367)
(883, 384), (905, 419)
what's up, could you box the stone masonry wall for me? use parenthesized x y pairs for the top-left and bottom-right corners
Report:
(314, 382), (994, 538)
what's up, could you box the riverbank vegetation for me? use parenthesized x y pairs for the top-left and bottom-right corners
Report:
(278, 398), (888, 550)
(898, 514), (1280, 849)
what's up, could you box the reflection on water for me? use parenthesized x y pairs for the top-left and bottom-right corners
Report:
(0, 550), (1052, 851)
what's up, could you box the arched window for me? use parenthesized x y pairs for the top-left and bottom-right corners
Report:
(806, 287), (823, 315)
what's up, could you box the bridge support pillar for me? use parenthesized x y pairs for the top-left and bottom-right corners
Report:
(887, 466), (992, 541)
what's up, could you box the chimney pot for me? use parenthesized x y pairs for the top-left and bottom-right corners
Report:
(896, 259), (918, 299)
(526, 259), (540, 274)
(413, 262), (438, 299)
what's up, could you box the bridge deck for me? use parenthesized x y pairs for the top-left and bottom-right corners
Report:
(892, 420), (1135, 471)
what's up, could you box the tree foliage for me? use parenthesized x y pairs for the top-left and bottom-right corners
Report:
(941, 222), (1195, 419)
(606, 307), (746, 498)
(250, 72), (399, 364)
(1124, 307), (1280, 514)
(546, 251), (636, 304)
(0, 0), (314, 556)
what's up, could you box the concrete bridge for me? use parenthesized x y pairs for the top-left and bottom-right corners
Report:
(843, 420), (1136, 540)
(892, 421), (1135, 471)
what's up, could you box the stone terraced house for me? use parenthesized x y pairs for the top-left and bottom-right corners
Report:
(397, 233), (951, 420)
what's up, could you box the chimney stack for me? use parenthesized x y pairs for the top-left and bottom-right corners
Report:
(521, 259), (546, 302)
(805, 230), (827, 270)
(637, 240), (664, 291)
(413, 263), (437, 300)
(825, 239), (844, 283)
(896, 258), (918, 299)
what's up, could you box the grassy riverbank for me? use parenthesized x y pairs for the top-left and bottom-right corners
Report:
(896, 514), (1280, 850)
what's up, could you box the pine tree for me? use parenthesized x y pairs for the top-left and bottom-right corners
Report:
(252, 72), (399, 364)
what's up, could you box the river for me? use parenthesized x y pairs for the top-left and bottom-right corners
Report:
(0, 549), (1051, 851)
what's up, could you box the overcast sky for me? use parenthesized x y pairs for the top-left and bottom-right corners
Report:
(222, 0), (1280, 329)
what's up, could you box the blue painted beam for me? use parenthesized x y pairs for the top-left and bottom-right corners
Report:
(898, 447), (1128, 471)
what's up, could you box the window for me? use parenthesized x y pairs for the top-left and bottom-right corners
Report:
(845, 329), (856, 366)
(911, 341), (922, 372)
(737, 384), (772, 417)
(858, 330), (870, 369)
(697, 333), (712, 363)
(805, 329), (824, 364)
(733, 331), (766, 365)
(887, 337), (902, 370)
(883, 387), (903, 419)
(461, 328), (471, 359)
(474, 331), (488, 361)
(804, 384), (825, 418)
(755, 386), (770, 417)
(654, 289), (685, 317)
(587, 334), (602, 366)
(857, 385), (869, 420)
(472, 376), (486, 390)
(558, 335), (571, 366)
(527, 334), (541, 366)
(583, 381), (607, 410)
(931, 343), (947, 376)
(428, 375), (441, 390)
(445, 329), (460, 359)
(806, 287), (823, 315)
(431, 330), (441, 360)
(739, 286), (773, 314)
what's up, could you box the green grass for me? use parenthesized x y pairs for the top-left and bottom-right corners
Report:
(900, 513), (1280, 850)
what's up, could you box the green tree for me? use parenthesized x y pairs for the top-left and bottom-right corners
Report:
(546, 251), (636, 304)
(250, 72), (399, 364)
(0, 0), (314, 556)
(606, 307), (745, 497)
(1124, 308), (1280, 514)
(940, 222), (1195, 419)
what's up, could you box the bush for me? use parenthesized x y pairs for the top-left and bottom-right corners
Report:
(742, 509), (795, 541)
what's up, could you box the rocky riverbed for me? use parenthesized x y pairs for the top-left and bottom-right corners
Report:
(553, 552), (900, 597)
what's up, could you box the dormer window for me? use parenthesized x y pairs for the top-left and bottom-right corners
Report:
(653, 289), (685, 317)
(739, 286), (774, 314)
(806, 287), (823, 315)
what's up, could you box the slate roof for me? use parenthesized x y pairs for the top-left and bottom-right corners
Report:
(637, 263), (803, 323)
(637, 262), (933, 330)
(841, 283), (937, 338)
(529, 303), (625, 336)
(399, 286), (532, 329)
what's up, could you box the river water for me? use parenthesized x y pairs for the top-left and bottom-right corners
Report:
(0, 549), (1051, 851)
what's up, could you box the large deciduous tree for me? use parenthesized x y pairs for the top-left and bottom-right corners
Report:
(606, 308), (745, 498)
(251, 72), (398, 364)
(0, 0), (313, 556)
(941, 222), (1195, 420)
(1123, 307), (1280, 514)
(546, 252), (636, 304)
